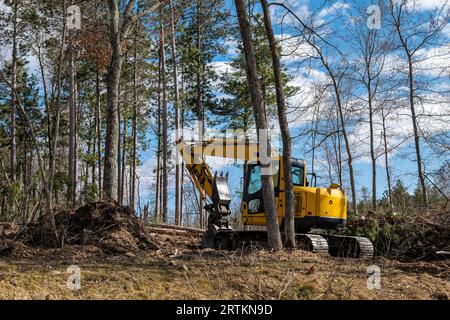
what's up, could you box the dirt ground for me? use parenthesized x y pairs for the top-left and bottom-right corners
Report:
(0, 202), (448, 300)
(0, 238), (448, 300)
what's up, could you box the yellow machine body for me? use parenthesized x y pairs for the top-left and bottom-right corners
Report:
(177, 139), (348, 232)
(240, 157), (347, 231)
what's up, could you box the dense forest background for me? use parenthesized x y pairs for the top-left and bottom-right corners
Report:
(0, 0), (448, 231)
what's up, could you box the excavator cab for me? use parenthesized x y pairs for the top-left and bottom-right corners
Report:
(240, 159), (348, 233)
(241, 159), (306, 224)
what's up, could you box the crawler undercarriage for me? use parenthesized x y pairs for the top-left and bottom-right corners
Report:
(204, 227), (374, 258)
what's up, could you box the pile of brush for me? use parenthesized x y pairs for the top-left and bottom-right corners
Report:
(347, 210), (450, 260)
(15, 201), (160, 254)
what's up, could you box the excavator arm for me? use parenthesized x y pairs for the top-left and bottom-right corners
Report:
(176, 138), (277, 201)
(176, 138), (275, 246)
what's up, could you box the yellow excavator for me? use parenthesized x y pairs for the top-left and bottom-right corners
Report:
(177, 138), (373, 258)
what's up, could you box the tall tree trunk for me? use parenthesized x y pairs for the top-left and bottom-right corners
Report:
(180, 94), (185, 225)
(160, 4), (168, 223)
(367, 75), (377, 211)
(335, 90), (357, 215)
(261, 0), (295, 247)
(95, 70), (102, 197)
(85, 141), (92, 199)
(159, 159), (163, 218)
(234, 0), (282, 251)
(117, 104), (122, 202)
(10, 0), (18, 183)
(407, 56), (428, 206)
(105, 0), (159, 200)
(68, 28), (77, 204)
(180, 60), (188, 224)
(195, 0), (203, 132)
(381, 107), (393, 211)
(154, 144), (161, 220)
(195, 0), (205, 227)
(391, 2), (431, 207)
(75, 81), (79, 199)
(121, 117), (127, 205)
(333, 111), (343, 187)
(36, 41), (53, 173)
(154, 49), (162, 220)
(130, 30), (138, 210)
(22, 140), (28, 222)
(170, 0), (182, 226)
(310, 104), (320, 175)
(321, 57), (357, 215)
(47, 0), (68, 241)
(104, 0), (126, 200)
(91, 121), (96, 186)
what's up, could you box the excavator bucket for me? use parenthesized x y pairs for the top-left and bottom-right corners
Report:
(212, 172), (231, 207)
(202, 172), (233, 248)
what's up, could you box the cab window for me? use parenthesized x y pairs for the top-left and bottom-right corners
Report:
(247, 165), (280, 195)
(292, 165), (305, 186)
(247, 166), (262, 194)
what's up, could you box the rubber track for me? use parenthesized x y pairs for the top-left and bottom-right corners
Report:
(319, 234), (374, 258)
(296, 234), (329, 254)
(352, 236), (374, 258)
(206, 229), (374, 259)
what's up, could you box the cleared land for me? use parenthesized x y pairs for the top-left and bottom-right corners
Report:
(0, 201), (448, 300)
(0, 238), (448, 300)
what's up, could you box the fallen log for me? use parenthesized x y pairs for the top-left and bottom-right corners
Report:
(147, 226), (202, 237)
(149, 224), (204, 235)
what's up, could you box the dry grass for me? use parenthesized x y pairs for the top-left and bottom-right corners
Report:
(2, 202), (447, 300)
(0, 245), (448, 300)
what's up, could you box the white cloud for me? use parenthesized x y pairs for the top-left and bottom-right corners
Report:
(224, 39), (239, 58)
(317, 2), (351, 18)
(348, 92), (449, 163)
(408, 0), (450, 10)
(0, 2), (11, 14)
(380, 43), (450, 78)
(135, 156), (158, 201)
(415, 44), (450, 77)
(271, 0), (311, 23)
(443, 23), (450, 37)
(278, 34), (318, 64)
(210, 60), (234, 84)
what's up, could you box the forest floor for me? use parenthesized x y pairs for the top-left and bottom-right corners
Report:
(0, 201), (448, 300)
(0, 236), (449, 299)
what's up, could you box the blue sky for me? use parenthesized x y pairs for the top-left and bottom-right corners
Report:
(1, 0), (447, 219)
(134, 0), (449, 219)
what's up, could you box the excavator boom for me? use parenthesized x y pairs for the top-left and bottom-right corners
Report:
(177, 139), (252, 200)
